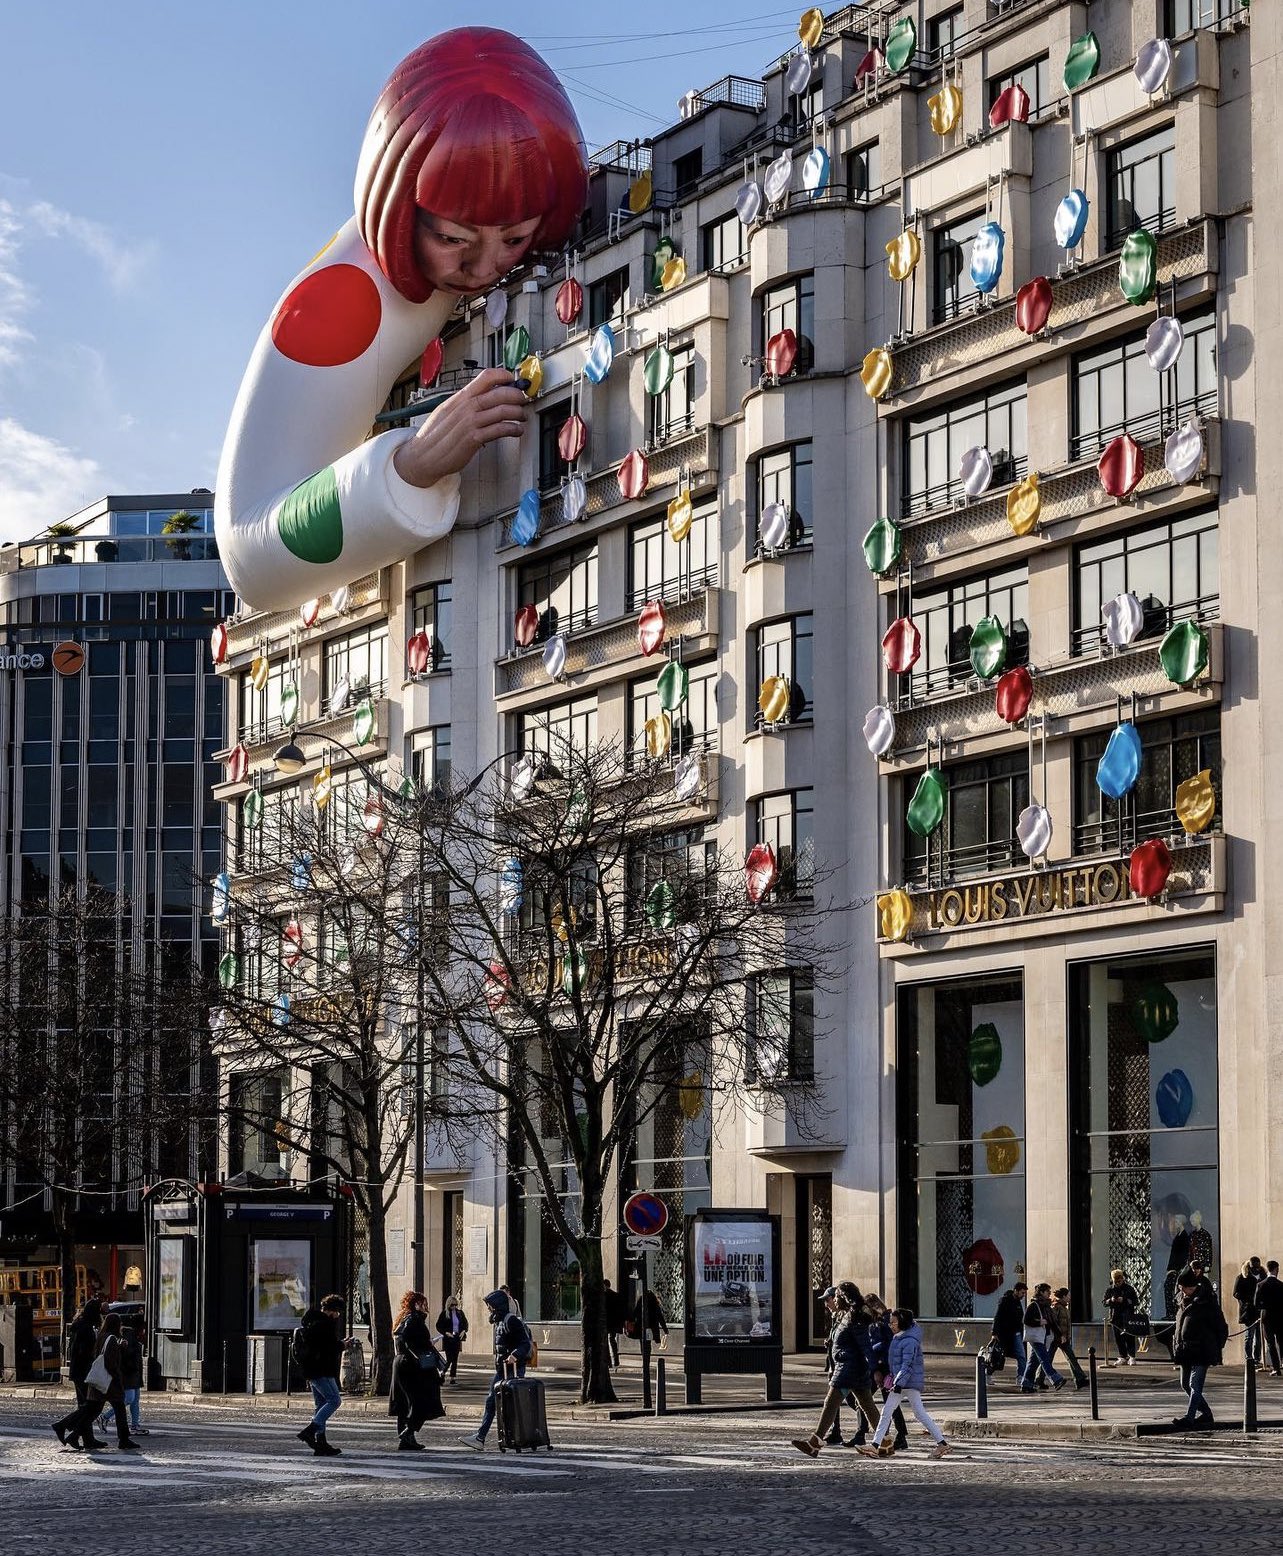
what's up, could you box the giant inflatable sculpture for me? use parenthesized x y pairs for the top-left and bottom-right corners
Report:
(215, 29), (588, 612)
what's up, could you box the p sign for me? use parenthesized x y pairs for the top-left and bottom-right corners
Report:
(622, 1190), (669, 1238)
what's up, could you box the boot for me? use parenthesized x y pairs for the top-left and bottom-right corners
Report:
(297, 1422), (318, 1449)
(790, 1434), (822, 1458)
(313, 1433), (342, 1456)
(398, 1431), (424, 1451)
(893, 1432), (909, 1451)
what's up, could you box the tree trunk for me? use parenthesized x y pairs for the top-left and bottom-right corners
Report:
(365, 1197), (395, 1396)
(577, 1236), (617, 1404)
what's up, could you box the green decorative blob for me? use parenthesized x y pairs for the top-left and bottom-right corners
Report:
(1133, 981), (1179, 1044)
(218, 951), (239, 991)
(862, 516), (902, 576)
(353, 695), (375, 746)
(906, 767), (947, 838)
(968, 1022), (1003, 1087)
(644, 345), (674, 396)
(503, 325), (531, 371)
(652, 239), (676, 291)
(645, 880), (678, 931)
(278, 465), (343, 565)
(1063, 31), (1100, 92)
(657, 660), (689, 711)
(280, 681), (299, 728)
(243, 789), (264, 830)
(885, 16), (916, 73)
(1119, 230), (1158, 306)
(562, 948), (589, 998)
(969, 616), (1008, 681)
(1158, 620), (1209, 686)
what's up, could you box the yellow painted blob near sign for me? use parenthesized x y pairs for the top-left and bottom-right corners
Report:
(1006, 472), (1041, 536)
(877, 889), (913, 942)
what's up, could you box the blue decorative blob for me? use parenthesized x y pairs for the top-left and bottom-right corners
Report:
(584, 322), (616, 385)
(802, 146), (830, 196)
(1096, 721), (1143, 800)
(1054, 188), (1089, 251)
(1155, 1068), (1194, 1129)
(211, 870), (230, 926)
(512, 489), (542, 547)
(273, 991), (291, 1028)
(970, 222), (1005, 294)
(500, 856), (524, 916)
(291, 854), (312, 892)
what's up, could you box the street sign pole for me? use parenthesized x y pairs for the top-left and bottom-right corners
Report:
(639, 1250), (653, 1412)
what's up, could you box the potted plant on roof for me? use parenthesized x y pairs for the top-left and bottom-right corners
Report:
(161, 509), (201, 559)
(46, 522), (77, 563)
(94, 536), (119, 562)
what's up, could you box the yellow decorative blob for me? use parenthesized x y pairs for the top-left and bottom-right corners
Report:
(250, 653), (270, 691)
(667, 490), (694, 543)
(886, 229), (922, 282)
(312, 764), (332, 809)
(645, 711), (672, 759)
(661, 256), (688, 292)
(758, 675), (791, 723)
(877, 889), (913, 942)
(928, 83), (963, 136)
(678, 1070), (705, 1121)
(516, 354), (543, 399)
(982, 1125), (1021, 1176)
(1006, 472), (1041, 536)
(551, 901), (579, 943)
(628, 171), (653, 214)
(1175, 768), (1216, 835)
(798, 7), (824, 48)
(860, 347), (893, 399)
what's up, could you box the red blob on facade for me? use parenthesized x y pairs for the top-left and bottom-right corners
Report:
(1129, 838), (1173, 898)
(988, 84), (1030, 128)
(514, 604), (539, 648)
(558, 413), (587, 463)
(995, 664), (1034, 724)
(765, 328), (799, 379)
(1098, 433), (1145, 499)
(419, 337), (444, 386)
(270, 265), (383, 367)
(637, 600), (666, 657)
(744, 843), (779, 903)
(882, 616), (922, 675)
(555, 277), (584, 325)
(1014, 276), (1053, 336)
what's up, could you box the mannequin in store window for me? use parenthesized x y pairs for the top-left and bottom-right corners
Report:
(1166, 1212), (1190, 1318)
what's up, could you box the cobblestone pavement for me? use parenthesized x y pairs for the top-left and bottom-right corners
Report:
(2, 1395), (1280, 1555)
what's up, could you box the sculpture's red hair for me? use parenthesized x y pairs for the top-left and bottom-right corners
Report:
(355, 28), (588, 303)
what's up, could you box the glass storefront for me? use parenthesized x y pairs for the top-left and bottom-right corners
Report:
(1069, 947), (1218, 1320)
(897, 974), (1025, 1318)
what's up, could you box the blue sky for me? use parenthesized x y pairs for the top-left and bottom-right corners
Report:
(0, 3), (801, 539)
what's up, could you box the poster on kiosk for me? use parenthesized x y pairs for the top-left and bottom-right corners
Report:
(688, 1210), (779, 1344)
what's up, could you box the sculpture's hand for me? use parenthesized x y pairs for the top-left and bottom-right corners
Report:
(392, 367), (531, 489)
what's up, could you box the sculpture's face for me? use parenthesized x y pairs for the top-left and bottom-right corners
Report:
(414, 211), (541, 294)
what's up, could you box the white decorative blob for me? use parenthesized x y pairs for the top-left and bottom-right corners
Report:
(1164, 419), (1204, 484)
(760, 501), (791, 550)
(329, 675), (351, 716)
(542, 633), (568, 679)
(329, 585), (350, 614)
(802, 146), (830, 195)
(862, 704), (896, 757)
(1017, 802), (1053, 859)
(735, 181), (764, 225)
(959, 445), (994, 499)
(1103, 591), (1145, 647)
(1145, 315), (1185, 373)
(510, 754), (541, 801)
(564, 473), (588, 523)
(673, 751), (703, 802)
(1134, 38), (1173, 96)
(764, 150), (793, 204)
(786, 51), (814, 96)
(485, 290), (509, 328)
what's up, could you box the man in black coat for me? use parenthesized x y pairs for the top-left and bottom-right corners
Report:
(1255, 1260), (1283, 1375)
(1171, 1269), (1227, 1428)
(296, 1295), (346, 1457)
(992, 1282), (1029, 1382)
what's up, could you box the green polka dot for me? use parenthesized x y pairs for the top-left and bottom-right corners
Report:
(278, 466), (343, 564)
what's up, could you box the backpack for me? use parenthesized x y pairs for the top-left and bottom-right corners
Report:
(1213, 1306), (1229, 1351)
(290, 1325), (311, 1372)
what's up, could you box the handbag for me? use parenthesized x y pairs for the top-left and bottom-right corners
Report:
(1129, 1312), (1152, 1338)
(527, 1339), (540, 1370)
(85, 1350), (113, 1396)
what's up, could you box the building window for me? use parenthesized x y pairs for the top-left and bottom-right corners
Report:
(228, 1070), (288, 1178)
(324, 625), (389, 702)
(538, 401), (572, 492)
(1073, 709), (1220, 857)
(1105, 125), (1176, 250)
(902, 379), (1027, 518)
(754, 615), (813, 724)
(514, 853), (598, 948)
(792, 80), (823, 136)
(903, 751), (1029, 886)
(752, 790), (814, 899)
(238, 657), (293, 742)
(410, 580), (453, 671)
(627, 824), (716, 926)
(927, 6), (964, 61)
(1073, 509), (1219, 655)
(517, 540), (598, 638)
(1164, 0), (1243, 35)
(588, 266), (631, 328)
(757, 275), (814, 372)
(748, 970), (814, 1084)
(516, 695), (598, 776)
(1069, 947), (1218, 1322)
(628, 504), (717, 609)
(987, 54), (1051, 120)
(932, 209), (986, 324)
(847, 140), (881, 202)
(648, 342), (696, 444)
(701, 210), (747, 271)
(673, 147), (703, 197)
(628, 659), (719, 760)
(1071, 309), (1216, 459)
(755, 442), (813, 548)
(411, 725), (452, 799)
(905, 564), (1030, 701)
(897, 974), (1025, 1319)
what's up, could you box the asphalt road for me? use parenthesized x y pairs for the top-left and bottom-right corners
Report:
(2, 1393), (1280, 1554)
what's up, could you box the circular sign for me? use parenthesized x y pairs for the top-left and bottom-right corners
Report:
(51, 641), (85, 676)
(622, 1190), (668, 1237)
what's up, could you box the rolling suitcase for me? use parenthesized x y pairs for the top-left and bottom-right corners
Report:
(495, 1361), (552, 1453)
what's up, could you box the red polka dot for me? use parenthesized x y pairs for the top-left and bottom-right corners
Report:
(271, 264), (382, 367)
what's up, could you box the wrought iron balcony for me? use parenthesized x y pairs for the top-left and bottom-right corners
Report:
(223, 570), (385, 660)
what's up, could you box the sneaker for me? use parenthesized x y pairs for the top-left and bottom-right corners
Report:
(929, 1441), (951, 1460)
(856, 1444), (879, 1458)
(791, 1436), (821, 1458)
(460, 1434), (485, 1452)
(133, 1428), (149, 1436)
(1125, 1357), (1135, 1366)
(1270, 1371), (1281, 1377)
(1053, 1378), (1067, 1391)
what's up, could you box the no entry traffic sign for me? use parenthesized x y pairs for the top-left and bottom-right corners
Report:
(622, 1190), (669, 1238)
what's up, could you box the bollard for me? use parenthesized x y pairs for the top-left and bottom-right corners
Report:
(975, 1352), (988, 1420)
(222, 1339), (228, 1396)
(1088, 1346), (1099, 1421)
(655, 1356), (667, 1417)
(1244, 1347), (1258, 1434)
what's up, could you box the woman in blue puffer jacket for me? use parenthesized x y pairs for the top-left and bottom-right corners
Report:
(857, 1307), (950, 1460)
(790, 1283), (880, 1457)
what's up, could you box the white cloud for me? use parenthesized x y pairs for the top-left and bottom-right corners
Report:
(0, 201), (34, 369)
(0, 417), (106, 541)
(25, 200), (155, 292)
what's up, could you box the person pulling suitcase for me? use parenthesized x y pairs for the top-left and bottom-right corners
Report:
(460, 1288), (535, 1451)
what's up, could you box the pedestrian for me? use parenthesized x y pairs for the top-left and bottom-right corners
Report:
(790, 1283), (880, 1457)
(1170, 1267), (1227, 1429)
(992, 1281), (1029, 1382)
(435, 1294), (469, 1383)
(53, 1312), (137, 1452)
(1254, 1259), (1283, 1375)
(295, 1294), (346, 1457)
(863, 1293), (908, 1450)
(500, 1283), (522, 1319)
(1233, 1260), (1264, 1367)
(1020, 1283), (1066, 1392)
(1102, 1268), (1141, 1365)
(390, 1290), (445, 1449)
(98, 1321), (146, 1436)
(460, 1288), (533, 1451)
(604, 1279), (628, 1369)
(1048, 1288), (1088, 1389)
(51, 1298), (104, 1450)
(857, 1308), (949, 1460)
(634, 1287), (668, 1346)
(816, 1286), (844, 1446)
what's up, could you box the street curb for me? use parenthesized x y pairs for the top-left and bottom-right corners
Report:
(943, 1417), (1138, 1441)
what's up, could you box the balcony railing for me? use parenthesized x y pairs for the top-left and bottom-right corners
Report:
(3, 534), (220, 571)
(1069, 392), (1217, 463)
(627, 562), (718, 614)
(905, 835), (1027, 889)
(900, 455), (1027, 522)
(1072, 798), (1221, 860)
(223, 571), (385, 659)
(1069, 595), (1219, 659)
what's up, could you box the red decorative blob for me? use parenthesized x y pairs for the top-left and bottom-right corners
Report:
(407, 629), (432, 676)
(226, 743), (249, 783)
(485, 961), (510, 1011)
(744, 843), (779, 904)
(988, 84), (1030, 128)
(299, 598), (321, 628)
(514, 604), (539, 648)
(619, 450), (649, 501)
(765, 328), (798, 379)
(558, 413), (587, 463)
(1098, 434), (1145, 499)
(555, 277), (584, 326)
(1129, 838), (1173, 898)
(855, 47), (884, 82)
(420, 337), (444, 386)
(995, 665), (1034, 725)
(210, 621), (228, 666)
(882, 616), (922, 675)
(963, 1237), (1006, 1296)
(271, 264), (383, 367)
(362, 795), (385, 836)
(1014, 276), (1052, 336)
(282, 920), (304, 970)
(638, 600), (666, 657)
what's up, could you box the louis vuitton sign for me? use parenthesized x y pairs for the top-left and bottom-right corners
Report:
(924, 859), (1137, 931)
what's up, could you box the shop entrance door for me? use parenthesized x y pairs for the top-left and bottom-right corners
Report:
(795, 1174), (833, 1350)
